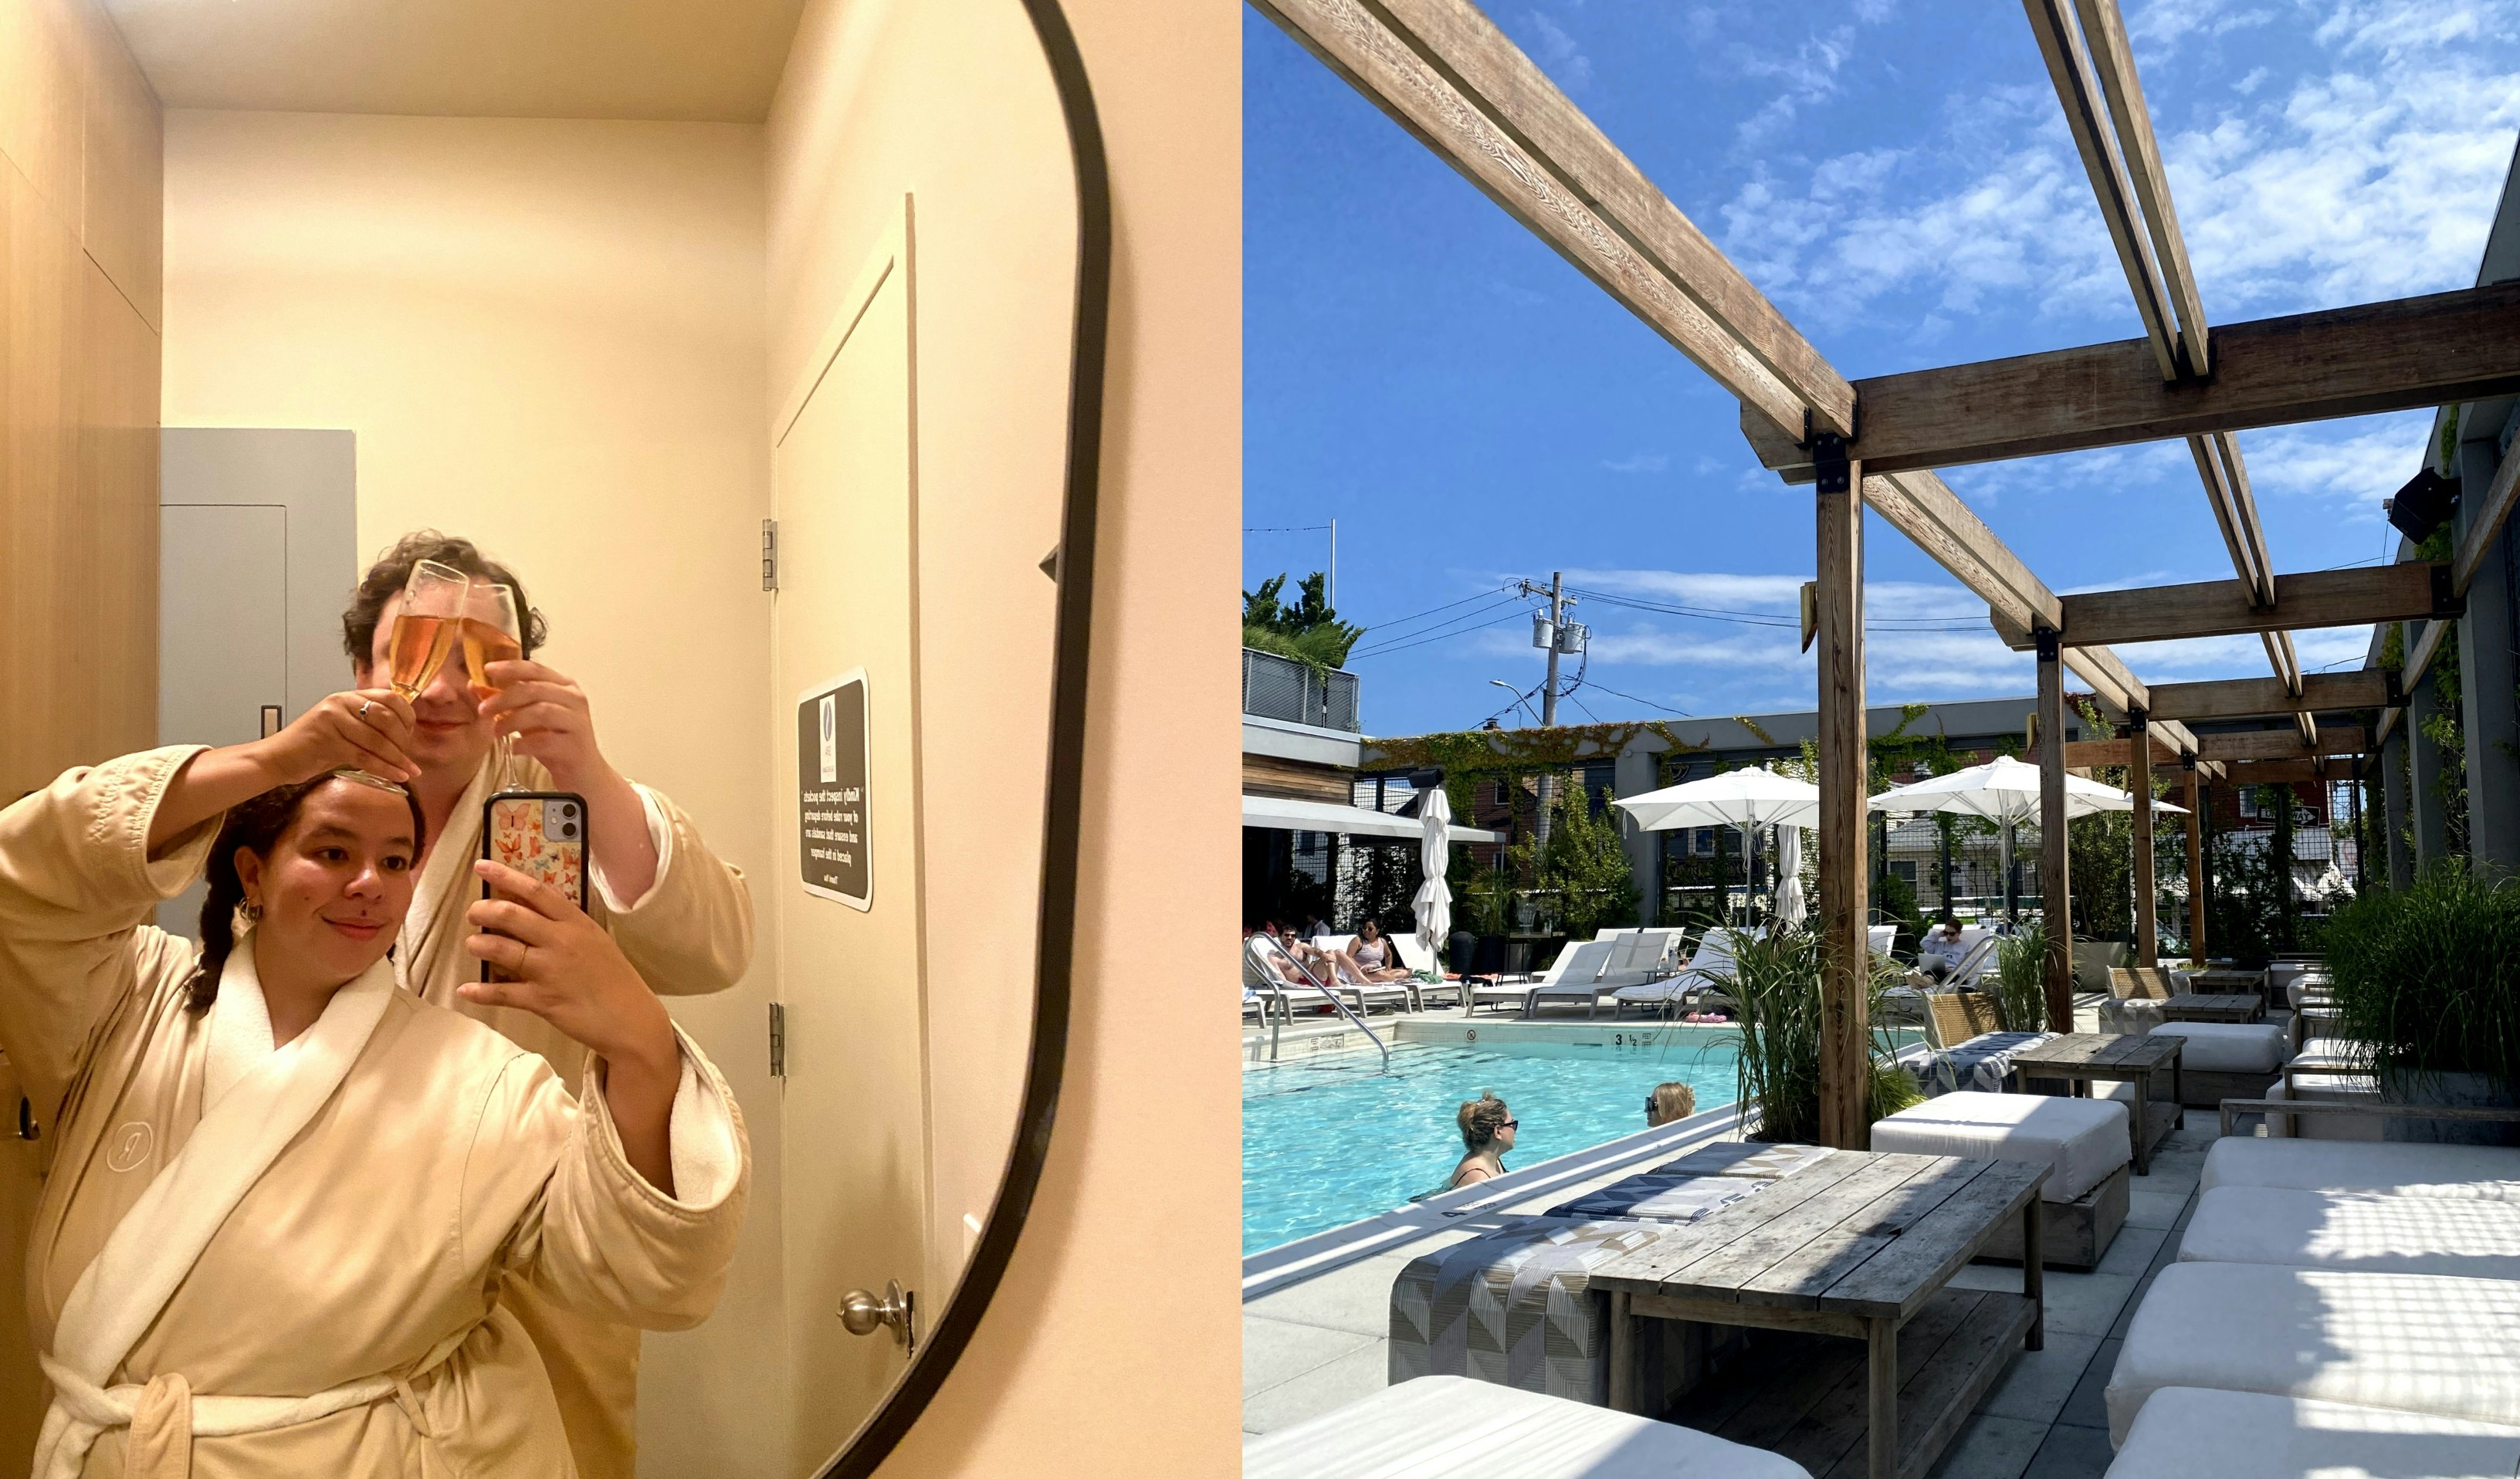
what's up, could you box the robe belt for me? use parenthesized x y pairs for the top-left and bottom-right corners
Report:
(36, 1352), (435, 1479)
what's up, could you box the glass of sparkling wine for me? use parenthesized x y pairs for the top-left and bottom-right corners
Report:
(462, 580), (526, 757)
(386, 560), (469, 700)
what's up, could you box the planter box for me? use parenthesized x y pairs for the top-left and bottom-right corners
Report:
(2382, 1069), (2520, 1148)
(1974, 1162), (2129, 1271)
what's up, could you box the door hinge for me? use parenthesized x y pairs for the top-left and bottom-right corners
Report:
(761, 519), (779, 591)
(769, 1001), (787, 1078)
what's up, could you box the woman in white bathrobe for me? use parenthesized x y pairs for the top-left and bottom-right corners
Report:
(0, 689), (748, 1477)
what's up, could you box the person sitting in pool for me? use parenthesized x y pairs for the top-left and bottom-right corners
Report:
(1644, 1081), (1697, 1127)
(1447, 1092), (1515, 1188)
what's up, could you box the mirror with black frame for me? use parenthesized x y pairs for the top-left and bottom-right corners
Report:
(0, 1), (1102, 1475)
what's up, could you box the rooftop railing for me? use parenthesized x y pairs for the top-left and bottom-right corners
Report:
(1243, 647), (1360, 733)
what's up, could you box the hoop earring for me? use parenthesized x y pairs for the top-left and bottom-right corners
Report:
(243, 901), (265, 923)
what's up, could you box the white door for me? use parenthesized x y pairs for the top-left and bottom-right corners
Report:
(770, 205), (930, 1470)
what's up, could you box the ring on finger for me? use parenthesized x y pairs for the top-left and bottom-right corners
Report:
(358, 699), (374, 719)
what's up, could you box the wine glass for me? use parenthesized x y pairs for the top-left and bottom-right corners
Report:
(462, 580), (526, 762)
(386, 560), (468, 701)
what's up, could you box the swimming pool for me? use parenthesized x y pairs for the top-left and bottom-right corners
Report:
(1241, 1028), (1749, 1254)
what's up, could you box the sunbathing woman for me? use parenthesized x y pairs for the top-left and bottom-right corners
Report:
(0, 691), (747, 1477)
(1343, 920), (1414, 983)
(1445, 1092), (1516, 1189)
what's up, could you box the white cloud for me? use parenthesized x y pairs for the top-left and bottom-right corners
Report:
(1526, 10), (1594, 93)
(2234, 413), (2432, 516)
(1602, 452), (1673, 473)
(1719, 6), (2520, 331)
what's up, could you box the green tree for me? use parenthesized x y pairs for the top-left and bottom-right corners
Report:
(1242, 571), (1365, 673)
(1512, 782), (1639, 939)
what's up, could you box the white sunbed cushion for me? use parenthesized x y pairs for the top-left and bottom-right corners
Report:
(1868, 1091), (2128, 1203)
(2200, 1136), (2520, 1200)
(2107, 1386), (2520, 1479)
(2107, 1261), (2520, 1445)
(2180, 1185), (2520, 1280)
(1242, 1375), (1814, 1479)
(2148, 1021), (2288, 1073)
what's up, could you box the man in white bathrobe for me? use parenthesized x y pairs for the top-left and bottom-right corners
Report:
(337, 530), (755, 1479)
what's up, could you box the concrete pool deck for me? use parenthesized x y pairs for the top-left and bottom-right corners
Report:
(1243, 997), (2213, 1477)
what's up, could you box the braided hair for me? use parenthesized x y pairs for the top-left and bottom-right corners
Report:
(184, 774), (427, 1014)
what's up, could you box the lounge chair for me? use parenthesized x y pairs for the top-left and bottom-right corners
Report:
(2106, 1386), (2520, 1479)
(1605, 928), (1755, 1018)
(2099, 966), (2176, 1035)
(1247, 936), (1406, 1018)
(2198, 1135), (2520, 1202)
(1577, 927), (1688, 1017)
(1464, 939), (1620, 1017)
(2178, 1183), (2520, 1281)
(2105, 1261), (2520, 1444)
(1242, 1375), (1815, 1479)
(1387, 933), (1460, 1010)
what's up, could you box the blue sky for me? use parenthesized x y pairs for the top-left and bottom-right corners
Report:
(1244, 0), (2520, 737)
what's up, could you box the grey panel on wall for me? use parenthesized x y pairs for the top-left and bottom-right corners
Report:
(157, 429), (357, 937)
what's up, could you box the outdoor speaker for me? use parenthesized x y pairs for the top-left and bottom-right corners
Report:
(2387, 467), (2456, 542)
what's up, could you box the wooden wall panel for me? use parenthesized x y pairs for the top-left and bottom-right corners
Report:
(2, 160), (84, 797)
(73, 0), (158, 330)
(0, 0), (83, 227)
(1, 0), (159, 800)
(78, 254), (158, 759)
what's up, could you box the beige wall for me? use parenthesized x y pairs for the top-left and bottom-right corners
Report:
(847, 1), (1245, 1474)
(1, 0), (161, 801)
(158, 110), (792, 1474)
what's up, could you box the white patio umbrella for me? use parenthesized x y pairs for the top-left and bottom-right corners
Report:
(1614, 767), (1820, 925)
(1771, 822), (1807, 928)
(1412, 786), (1453, 956)
(1612, 767), (1821, 832)
(1867, 755), (2186, 822)
(1868, 755), (2185, 923)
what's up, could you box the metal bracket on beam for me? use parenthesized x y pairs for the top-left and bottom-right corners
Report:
(2384, 668), (2405, 708)
(2128, 706), (2148, 729)
(2430, 562), (2466, 618)
(2034, 628), (2061, 662)
(1810, 432), (1851, 495)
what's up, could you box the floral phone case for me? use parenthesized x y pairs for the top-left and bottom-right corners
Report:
(481, 791), (588, 982)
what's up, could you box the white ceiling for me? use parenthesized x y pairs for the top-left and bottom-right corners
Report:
(100, 0), (813, 123)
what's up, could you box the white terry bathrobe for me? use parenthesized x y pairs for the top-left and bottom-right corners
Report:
(385, 747), (756, 1479)
(0, 749), (750, 1477)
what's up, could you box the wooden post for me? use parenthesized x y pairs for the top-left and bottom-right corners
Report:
(2130, 713), (2156, 967)
(1816, 442), (1871, 1150)
(2037, 631), (2074, 1030)
(2184, 766), (2207, 960)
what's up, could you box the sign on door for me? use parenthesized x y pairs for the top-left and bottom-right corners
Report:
(798, 669), (872, 909)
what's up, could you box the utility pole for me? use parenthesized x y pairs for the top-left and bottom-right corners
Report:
(1522, 572), (1573, 853)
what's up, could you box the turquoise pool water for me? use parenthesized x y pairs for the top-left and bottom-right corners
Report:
(1242, 1031), (1747, 1254)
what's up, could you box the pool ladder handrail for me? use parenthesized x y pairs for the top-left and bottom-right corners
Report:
(1250, 935), (1390, 1071)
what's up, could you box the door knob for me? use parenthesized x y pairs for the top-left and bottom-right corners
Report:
(839, 1279), (916, 1352)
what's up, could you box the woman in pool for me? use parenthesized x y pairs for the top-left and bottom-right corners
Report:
(1446, 1091), (1516, 1188)
(1645, 1081), (1698, 1126)
(0, 692), (747, 1477)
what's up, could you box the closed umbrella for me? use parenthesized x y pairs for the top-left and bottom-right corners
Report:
(1413, 785), (1453, 957)
(1771, 823), (1807, 928)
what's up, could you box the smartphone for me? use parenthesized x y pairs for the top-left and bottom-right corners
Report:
(480, 790), (590, 983)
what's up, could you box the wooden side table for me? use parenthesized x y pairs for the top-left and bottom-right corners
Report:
(1595, 1151), (2047, 1479)
(2164, 992), (2264, 1024)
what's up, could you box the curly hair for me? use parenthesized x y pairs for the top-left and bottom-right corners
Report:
(340, 530), (549, 672)
(1456, 1091), (1512, 1151)
(185, 775), (427, 1014)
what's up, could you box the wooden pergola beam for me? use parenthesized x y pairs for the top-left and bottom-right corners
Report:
(1740, 280), (2520, 480)
(1994, 564), (2454, 650)
(2053, 736), (2179, 769)
(2194, 726), (2368, 762)
(1248, 0), (1844, 442)
(2144, 670), (2394, 721)
(2218, 756), (2359, 785)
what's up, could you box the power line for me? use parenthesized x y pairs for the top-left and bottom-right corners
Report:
(1348, 588), (1522, 642)
(1576, 680), (1696, 718)
(1348, 608), (1527, 660)
(1244, 524), (1333, 533)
